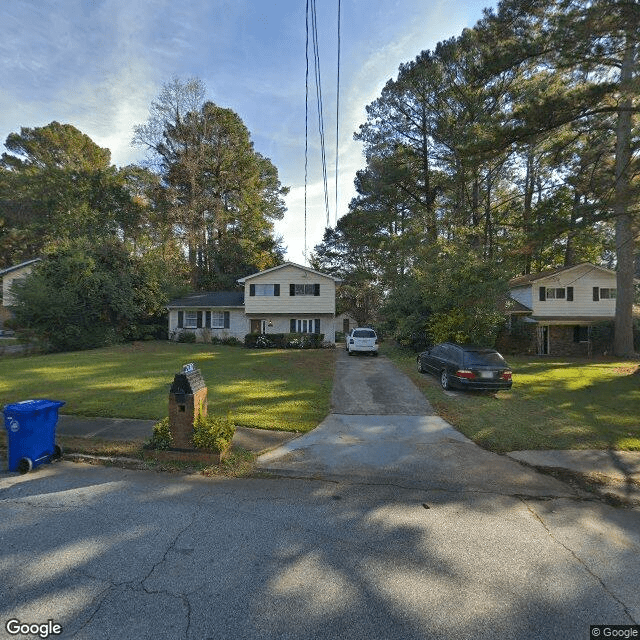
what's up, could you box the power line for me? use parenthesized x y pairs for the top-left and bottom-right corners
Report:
(335, 0), (341, 226)
(310, 0), (331, 227)
(305, 0), (309, 263)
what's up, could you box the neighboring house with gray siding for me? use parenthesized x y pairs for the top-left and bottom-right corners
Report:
(167, 262), (341, 343)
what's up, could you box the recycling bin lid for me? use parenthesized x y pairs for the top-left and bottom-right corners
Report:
(3, 399), (66, 413)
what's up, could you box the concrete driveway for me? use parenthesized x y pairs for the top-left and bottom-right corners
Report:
(257, 351), (581, 499)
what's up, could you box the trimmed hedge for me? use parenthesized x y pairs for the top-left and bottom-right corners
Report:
(244, 332), (325, 349)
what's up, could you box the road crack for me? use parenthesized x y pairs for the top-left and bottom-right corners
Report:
(520, 497), (638, 625)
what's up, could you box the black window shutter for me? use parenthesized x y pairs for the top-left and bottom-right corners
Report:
(593, 287), (599, 301)
(290, 319), (296, 332)
(290, 284), (295, 296)
(178, 311), (184, 328)
(314, 284), (320, 296)
(224, 311), (230, 328)
(197, 311), (203, 328)
(567, 287), (574, 301)
(314, 319), (320, 334)
(206, 311), (211, 328)
(539, 287), (546, 301)
(250, 284), (255, 296)
(274, 284), (280, 296)
(573, 326), (579, 343)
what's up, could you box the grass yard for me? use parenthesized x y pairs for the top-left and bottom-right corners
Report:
(0, 341), (336, 433)
(383, 344), (640, 453)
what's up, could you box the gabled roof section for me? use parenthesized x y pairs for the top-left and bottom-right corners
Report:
(508, 263), (615, 288)
(237, 261), (342, 283)
(167, 291), (244, 308)
(0, 258), (42, 277)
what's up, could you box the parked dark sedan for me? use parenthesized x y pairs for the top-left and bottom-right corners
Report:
(417, 343), (512, 391)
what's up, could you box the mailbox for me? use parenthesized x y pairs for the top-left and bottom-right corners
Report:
(168, 365), (207, 449)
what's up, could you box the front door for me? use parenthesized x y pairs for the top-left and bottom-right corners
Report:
(250, 319), (265, 334)
(537, 326), (549, 355)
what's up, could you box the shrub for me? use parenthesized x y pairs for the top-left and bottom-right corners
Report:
(146, 417), (173, 450)
(192, 413), (236, 453)
(245, 332), (325, 349)
(177, 331), (197, 343)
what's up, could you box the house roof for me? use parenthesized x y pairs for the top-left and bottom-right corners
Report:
(508, 263), (616, 288)
(237, 261), (342, 283)
(0, 258), (42, 277)
(503, 297), (533, 314)
(167, 291), (244, 308)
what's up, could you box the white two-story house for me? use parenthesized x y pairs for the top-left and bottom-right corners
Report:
(504, 262), (636, 356)
(167, 262), (341, 343)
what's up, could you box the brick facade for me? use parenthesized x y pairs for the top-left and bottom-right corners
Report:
(168, 368), (208, 449)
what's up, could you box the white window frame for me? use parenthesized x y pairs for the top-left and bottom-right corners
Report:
(545, 287), (565, 299)
(600, 288), (616, 299)
(254, 284), (275, 296)
(211, 312), (225, 328)
(184, 312), (198, 329)
(294, 284), (316, 296)
(293, 319), (320, 334)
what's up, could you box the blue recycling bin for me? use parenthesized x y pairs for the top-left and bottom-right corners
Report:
(3, 399), (65, 473)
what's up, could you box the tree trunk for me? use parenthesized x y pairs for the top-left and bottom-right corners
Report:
(613, 36), (636, 357)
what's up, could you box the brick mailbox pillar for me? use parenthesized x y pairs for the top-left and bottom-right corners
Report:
(168, 364), (207, 449)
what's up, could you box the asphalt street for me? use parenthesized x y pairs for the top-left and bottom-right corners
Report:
(1, 351), (638, 639)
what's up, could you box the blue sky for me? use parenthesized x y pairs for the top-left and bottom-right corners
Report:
(1, 0), (493, 264)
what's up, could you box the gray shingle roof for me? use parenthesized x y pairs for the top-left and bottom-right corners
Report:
(167, 291), (244, 308)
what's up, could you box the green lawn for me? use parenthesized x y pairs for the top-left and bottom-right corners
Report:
(383, 344), (640, 453)
(0, 342), (336, 433)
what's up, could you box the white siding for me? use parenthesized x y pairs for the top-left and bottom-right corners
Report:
(529, 265), (617, 318)
(243, 265), (336, 315)
(258, 315), (336, 342)
(168, 309), (248, 342)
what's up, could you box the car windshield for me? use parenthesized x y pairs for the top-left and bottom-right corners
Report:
(464, 350), (507, 367)
(353, 329), (376, 338)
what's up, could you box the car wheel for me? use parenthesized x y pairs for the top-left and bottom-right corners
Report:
(348, 349), (354, 356)
(417, 358), (424, 373)
(440, 370), (450, 390)
(373, 351), (378, 357)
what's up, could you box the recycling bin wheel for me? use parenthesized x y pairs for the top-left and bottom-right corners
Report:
(53, 444), (63, 460)
(17, 457), (33, 474)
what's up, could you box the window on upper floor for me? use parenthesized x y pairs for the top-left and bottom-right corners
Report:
(546, 287), (565, 299)
(593, 287), (616, 301)
(290, 283), (320, 296)
(539, 286), (573, 301)
(249, 284), (280, 296)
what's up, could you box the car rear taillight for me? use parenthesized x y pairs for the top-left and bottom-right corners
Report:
(456, 369), (476, 379)
(501, 371), (512, 381)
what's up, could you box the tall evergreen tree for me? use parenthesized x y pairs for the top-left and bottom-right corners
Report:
(132, 78), (288, 289)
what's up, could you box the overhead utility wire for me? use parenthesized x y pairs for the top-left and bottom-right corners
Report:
(335, 0), (341, 226)
(310, 0), (331, 227)
(304, 0), (310, 262)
